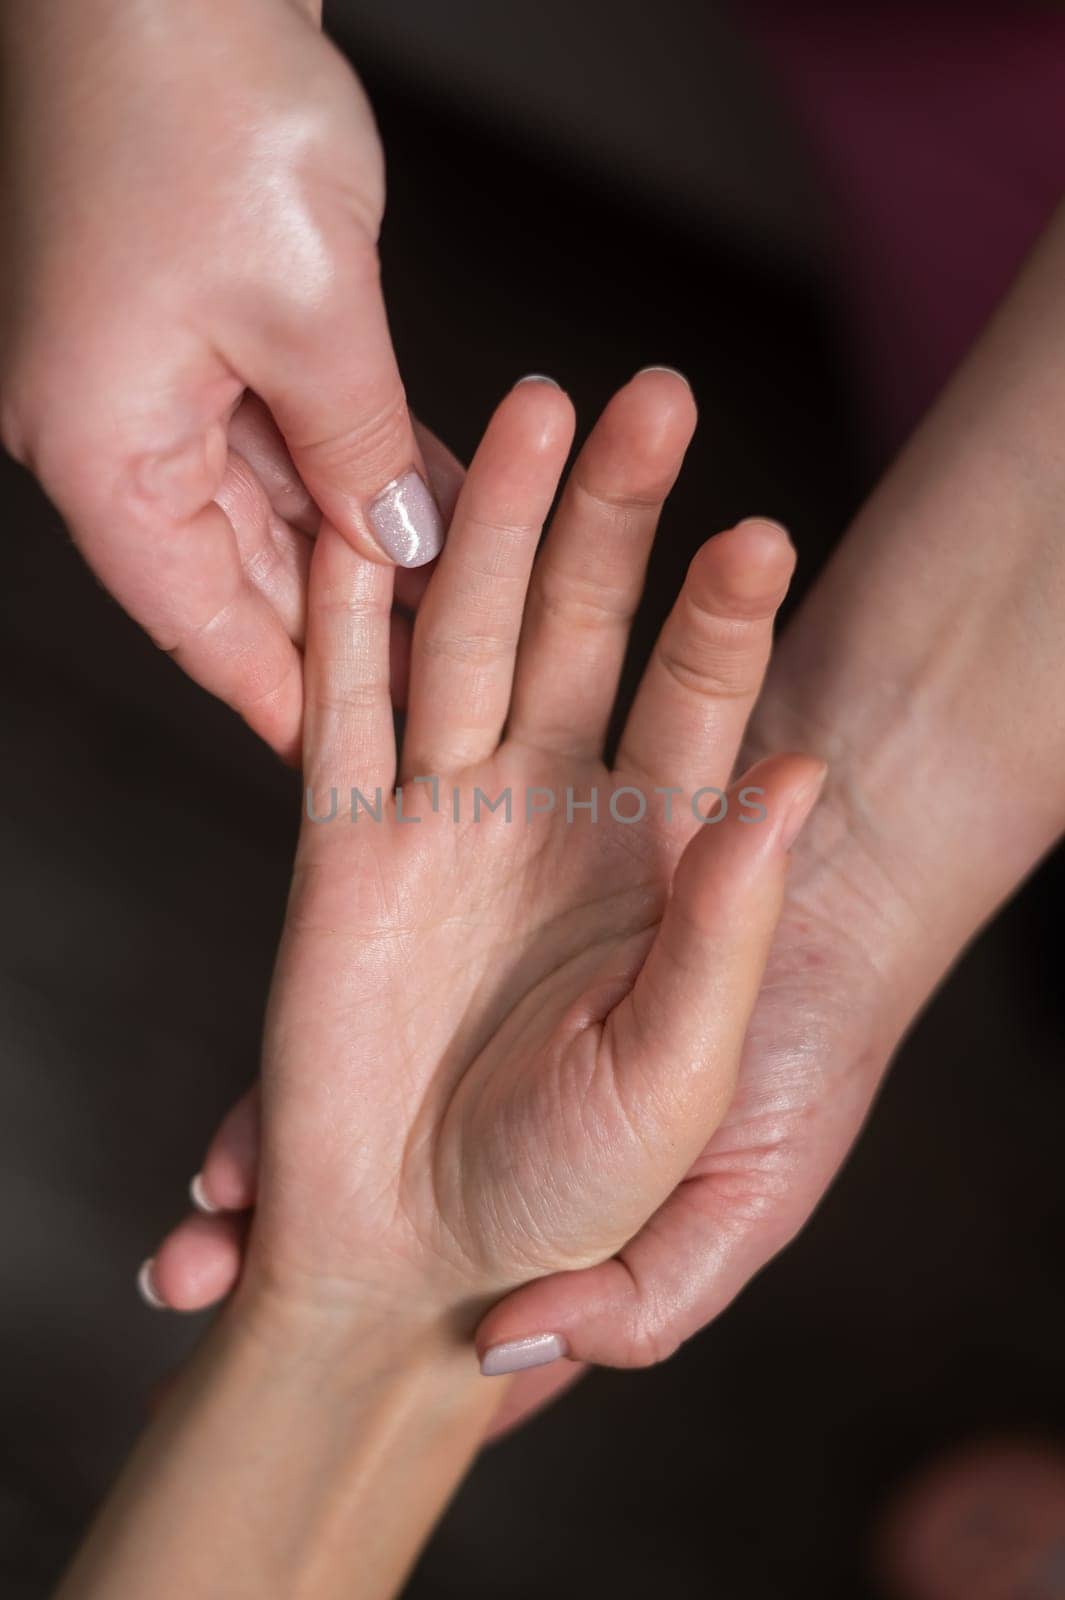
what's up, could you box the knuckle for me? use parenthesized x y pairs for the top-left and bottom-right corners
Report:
(418, 625), (512, 669)
(573, 476), (669, 523)
(534, 569), (635, 634)
(657, 635), (764, 701)
(298, 384), (410, 484)
(656, 590), (772, 700)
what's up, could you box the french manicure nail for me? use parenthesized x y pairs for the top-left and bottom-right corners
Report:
(780, 764), (828, 852)
(189, 1173), (219, 1214)
(367, 470), (444, 568)
(515, 373), (561, 388)
(635, 365), (691, 388)
(480, 1332), (568, 1377)
(137, 1259), (166, 1311)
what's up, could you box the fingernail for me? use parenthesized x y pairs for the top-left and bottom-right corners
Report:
(480, 1332), (568, 1377)
(189, 1173), (219, 1214)
(635, 365), (691, 388)
(740, 515), (791, 539)
(367, 470), (444, 568)
(137, 1259), (166, 1311)
(514, 373), (561, 388)
(780, 764), (828, 852)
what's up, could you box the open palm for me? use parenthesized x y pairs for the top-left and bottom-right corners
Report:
(146, 372), (821, 1336)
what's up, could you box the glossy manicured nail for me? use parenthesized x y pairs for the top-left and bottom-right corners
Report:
(137, 1259), (166, 1311)
(515, 374), (561, 388)
(189, 1173), (219, 1214)
(636, 365), (691, 387)
(781, 764), (828, 852)
(367, 470), (444, 568)
(480, 1332), (568, 1377)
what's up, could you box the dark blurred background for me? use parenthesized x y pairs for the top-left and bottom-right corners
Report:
(2, 3), (1064, 1595)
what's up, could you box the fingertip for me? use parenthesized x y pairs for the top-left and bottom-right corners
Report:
(137, 1258), (166, 1312)
(501, 371), (576, 455)
(612, 366), (699, 460)
(189, 1172), (219, 1213)
(199, 1152), (256, 1214)
(732, 515), (795, 562)
(727, 751), (829, 857)
(629, 366), (697, 429)
(690, 518), (796, 615)
(480, 1332), (570, 1377)
(151, 1213), (243, 1313)
(677, 751), (825, 923)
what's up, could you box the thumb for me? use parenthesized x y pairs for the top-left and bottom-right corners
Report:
(246, 266), (445, 571)
(477, 752), (827, 1378)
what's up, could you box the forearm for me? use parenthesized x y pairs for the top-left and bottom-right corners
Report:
(753, 201), (1065, 1023)
(57, 1290), (502, 1600)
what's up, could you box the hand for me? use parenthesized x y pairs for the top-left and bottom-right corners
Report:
(0, 0), (445, 761)
(147, 307), (1065, 1426)
(141, 370), (824, 1359)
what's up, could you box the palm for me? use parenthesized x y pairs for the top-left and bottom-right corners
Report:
(265, 739), (690, 1294)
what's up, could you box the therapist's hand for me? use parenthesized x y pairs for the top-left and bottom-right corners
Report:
(0, 0), (441, 761)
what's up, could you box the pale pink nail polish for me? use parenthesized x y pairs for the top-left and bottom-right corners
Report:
(137, 1259), (166, 1311)
(189, 1173), (219, 1214)
(480, 1332), (568, 1377)
(367, 470), (444, 568)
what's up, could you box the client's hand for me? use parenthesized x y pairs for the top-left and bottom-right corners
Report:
(59, 370), (822, 1600)
(145, 370), (823, 1356)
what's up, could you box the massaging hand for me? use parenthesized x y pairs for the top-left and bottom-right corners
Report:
(0, 0), (442, 762)
(141, 370), (823, 1356)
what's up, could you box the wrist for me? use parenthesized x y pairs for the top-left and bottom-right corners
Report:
(750, 621), (1063, 1043)
(230, 1260), (485, 1393)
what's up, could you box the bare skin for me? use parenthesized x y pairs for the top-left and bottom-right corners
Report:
(0, 0), (433, 761)
(57, 376), (823, 1598)
(5, 0), (1064, 1431)
(154, 207), (1065, 1423)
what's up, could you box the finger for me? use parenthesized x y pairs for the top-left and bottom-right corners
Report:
(190, 1084), (260, 1215)
(476, 753), (827, 1375)
(2, 295), (318, 754)
(616, 519), (795, 822)
(245, 264), (446, 571)
(143, 1213), (246, 1314)
(508, 368), (697, 759)
(475, 1136), (809, 1373)
(216, 444), (313, 646)
(605, 755), (824, 1139)
(400, 378), (575, 778)
(91, 489), (304, 763)
(302, 522), (396, 795)
(14, 373), (305, 761)
(225, 401), (466, 638)
(392, 417), (466, 615)
(228, 393), (320, 536)
(224, 407), (460, 690)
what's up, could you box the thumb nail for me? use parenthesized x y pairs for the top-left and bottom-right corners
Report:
(367, 470), (444, 568)
(480, 1332), (568, 1377)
